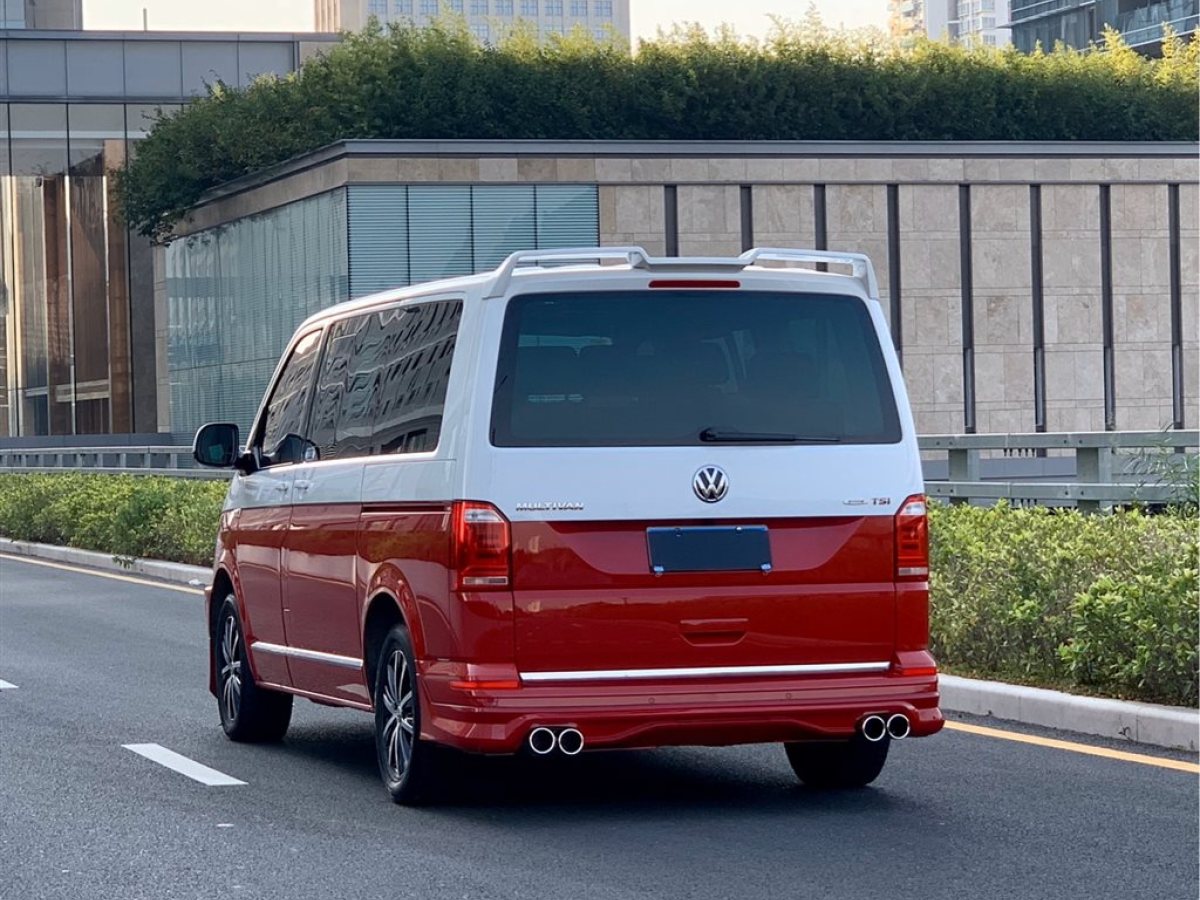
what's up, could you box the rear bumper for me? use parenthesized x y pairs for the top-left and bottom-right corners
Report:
(421, 666), (943, 754)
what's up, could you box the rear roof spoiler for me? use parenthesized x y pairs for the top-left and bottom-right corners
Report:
(484, 246), (880, 301)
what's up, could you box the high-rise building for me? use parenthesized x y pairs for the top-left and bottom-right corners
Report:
(888, 0), (927, 41)
(951, 0), (1011, 46)
(315, 0), (631, 44)
(1010, 0), (1198, 56)
(1, 0), (81, 29)
(0, 28), (339, 438)
(924, 0), (958, 40)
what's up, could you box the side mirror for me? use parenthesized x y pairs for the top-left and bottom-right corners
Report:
(193, 422), (240, 468)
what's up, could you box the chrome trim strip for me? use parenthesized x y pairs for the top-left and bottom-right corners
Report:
(519, 662), (891, 683)
(251, 641), (363, 670)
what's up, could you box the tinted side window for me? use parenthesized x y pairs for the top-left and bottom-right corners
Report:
(309, 301), (462, 461)
(259, 329), (322, 465)
(309, 314), (387, 461)
(373, 301), (462, 455)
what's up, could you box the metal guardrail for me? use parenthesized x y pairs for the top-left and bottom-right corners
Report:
(0, 431), (1196, 510)
(918, 430), (1198, 512)
(0, 445), (224, 480)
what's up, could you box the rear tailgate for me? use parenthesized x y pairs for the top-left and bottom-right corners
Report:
(480, 286), (922, 681)
(495, 447), (912, 676)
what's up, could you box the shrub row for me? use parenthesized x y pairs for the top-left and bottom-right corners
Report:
(118, 22), (1200, 240)
(0, 474), (1195, 705)
(928, 502), (1197, 707)
(0, 473), (227, 567)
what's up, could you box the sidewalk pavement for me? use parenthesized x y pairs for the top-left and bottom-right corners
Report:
(2, 537), (1196, 752)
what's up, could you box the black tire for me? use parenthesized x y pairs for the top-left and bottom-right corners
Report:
(214, 595), (293, 742)
(784, 735), (890, 789)
(373, 624), (441, 805)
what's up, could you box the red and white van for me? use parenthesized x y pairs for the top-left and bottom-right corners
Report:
(194, 246), (943, 803)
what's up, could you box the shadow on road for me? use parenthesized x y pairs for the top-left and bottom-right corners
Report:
(266, 717), (923, 820)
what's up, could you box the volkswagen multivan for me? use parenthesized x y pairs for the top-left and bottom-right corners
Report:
(194, 247), (943, 803)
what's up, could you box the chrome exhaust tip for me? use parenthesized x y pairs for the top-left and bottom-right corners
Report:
(886, 713), (911, 740)
(860, 715), (888, 743)
(528, 726), (557, 755)
(557, 727), (585, 756)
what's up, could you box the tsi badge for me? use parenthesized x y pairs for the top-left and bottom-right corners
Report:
(693, 465), (729, 503)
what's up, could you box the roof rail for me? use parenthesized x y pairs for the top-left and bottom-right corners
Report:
(484, 246), (880, 300)
(737, 248), (880, 299)
(485, 247), (652, 298)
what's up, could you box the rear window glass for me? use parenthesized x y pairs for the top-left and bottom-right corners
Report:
(490, 290), (901, 447)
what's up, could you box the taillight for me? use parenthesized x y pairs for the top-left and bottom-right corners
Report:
(894, 494), (928, 580)
(451, 501), (511, 590)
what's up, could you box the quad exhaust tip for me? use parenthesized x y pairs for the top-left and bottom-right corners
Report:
(558, 727), (585, 756)
(528, 726), (557, 755)
(860, 715), (888, 743)
(527, 726), (586, 756)
(886, 713), (911, 740)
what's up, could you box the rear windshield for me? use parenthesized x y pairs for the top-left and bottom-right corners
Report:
(490, 290), (902, 447)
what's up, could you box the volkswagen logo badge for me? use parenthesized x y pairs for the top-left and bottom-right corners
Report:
(693, 465), (729, 503)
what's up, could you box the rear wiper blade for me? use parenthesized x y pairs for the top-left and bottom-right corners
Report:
(698, 428), (840, 443)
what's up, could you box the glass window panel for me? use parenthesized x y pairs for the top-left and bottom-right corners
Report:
(166, 190), (349, 436)
(258, 329), (323, 463)
(408, 186), (472, 283)
(0, 105), (9, 175)
(534, 184), (599, 248)
(491, 292), (901, 447)
(310, 314), (366, 460)
(372, 301), (462, 455)
(334, 313), (387, 458)
(347, 185), (408, 298)
(10, 104), (67, 176)
(68, 104), (126, 174)
(125, 103), (182, 141)
(472, 185), (535, 271)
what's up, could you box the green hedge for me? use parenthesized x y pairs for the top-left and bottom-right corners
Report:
(118, 22), (1200, 240)
(0, 473), (227, 567)
(1, 474), (1195, 705)
(929, 502), (1197, 707)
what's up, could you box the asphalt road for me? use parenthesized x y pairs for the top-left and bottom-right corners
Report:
(1, 554), (1197, 900)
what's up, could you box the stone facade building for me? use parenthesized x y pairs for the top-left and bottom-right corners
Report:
(160, 140), (1198, 438)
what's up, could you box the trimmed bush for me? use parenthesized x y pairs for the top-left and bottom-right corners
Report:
(0, 473), (226, 567)
(117, 21), (1200, 240)
(928, 502), (1198, 706)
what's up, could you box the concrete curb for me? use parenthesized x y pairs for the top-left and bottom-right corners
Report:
(940, 674), (1198, 753)
(2, 538), (1196, 752)
(0, 538), (211, 588)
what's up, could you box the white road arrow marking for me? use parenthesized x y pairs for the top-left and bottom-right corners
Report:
(0, 679), (17, 690)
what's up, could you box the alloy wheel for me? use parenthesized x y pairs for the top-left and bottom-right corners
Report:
(380, 649), (415, 782)
(219, 614), (243, 723)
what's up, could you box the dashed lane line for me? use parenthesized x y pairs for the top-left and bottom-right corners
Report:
(0, 553), (204, 595)
(122, 743), (246, 786)
(944, 721), (1200, 773)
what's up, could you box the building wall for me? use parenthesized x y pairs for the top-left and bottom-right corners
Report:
(314, 0), (632, 43)
(1010, 0), (1198, 53)
(2, 0), (81, 29)
(0, 29), (339, 439)
(164, 181), (599, 435)
(953, 0), (1011, 47)
(164, 142), (1198, 439)
(166, 190), (350, 434)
